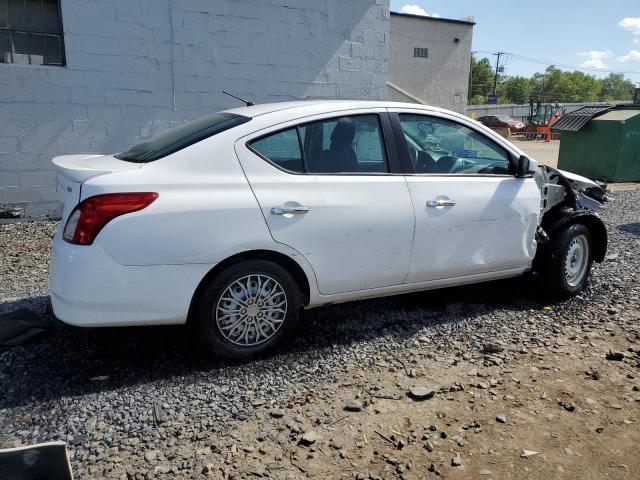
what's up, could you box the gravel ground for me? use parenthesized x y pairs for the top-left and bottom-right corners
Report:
(1, 189), (639, 479)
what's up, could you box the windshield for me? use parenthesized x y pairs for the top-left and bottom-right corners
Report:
(496, 115), (515, 122)
(115, 112), (250, 163)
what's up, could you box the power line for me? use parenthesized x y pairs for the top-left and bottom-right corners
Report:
(509, 53), (640, 75)
(474, 51), (640, 75)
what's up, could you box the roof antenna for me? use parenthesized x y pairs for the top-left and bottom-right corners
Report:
(223, 90), (254, 107)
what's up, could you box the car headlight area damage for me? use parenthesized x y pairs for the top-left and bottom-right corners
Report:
(533, 165), (608, 275)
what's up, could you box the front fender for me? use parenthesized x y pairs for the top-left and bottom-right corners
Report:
(541, 208), (608, 263)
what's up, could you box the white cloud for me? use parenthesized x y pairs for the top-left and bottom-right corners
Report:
(619, 17), (640, 35)
(400, 4), (440, 17)
(581, 59), (608, 69)
(634, 38), (640, 44)
(577, 50), (612, 69)
(578, 50), (612, 60)
(618, 49), (640, 62)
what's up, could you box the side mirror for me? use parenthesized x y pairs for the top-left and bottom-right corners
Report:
(516, 155), (530, 178)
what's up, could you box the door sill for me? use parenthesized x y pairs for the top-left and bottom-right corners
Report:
(307, 267), (528, 308)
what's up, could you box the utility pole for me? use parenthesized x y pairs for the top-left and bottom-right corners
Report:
(493, 52), (504, 96)
(468, 51), (476, 105)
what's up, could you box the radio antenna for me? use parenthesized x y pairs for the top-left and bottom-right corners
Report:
(223, 91), (254, 106)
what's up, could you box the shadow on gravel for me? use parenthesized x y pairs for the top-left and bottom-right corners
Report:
(618, 223), (640, 236)
(0, 276), (551, 409)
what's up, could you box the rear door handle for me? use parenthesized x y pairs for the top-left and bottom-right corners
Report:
(270, 206), (309, 215)
(426, 199), (457, 208)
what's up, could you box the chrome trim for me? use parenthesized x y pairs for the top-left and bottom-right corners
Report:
(270, 206), (309, 215)
(427, 199), (457, 208)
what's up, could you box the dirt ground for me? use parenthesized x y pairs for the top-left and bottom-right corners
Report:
(218, 318), (640, 480)
(513, 140), (560, 168)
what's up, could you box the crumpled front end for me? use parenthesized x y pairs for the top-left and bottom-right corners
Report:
(535, 165), (607, 218)
(533, 165), (608, 264)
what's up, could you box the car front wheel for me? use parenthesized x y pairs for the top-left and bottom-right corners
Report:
(541, 223), (593, 297)
(196, 260), (301, 360)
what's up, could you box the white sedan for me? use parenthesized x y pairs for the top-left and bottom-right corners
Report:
(50, 101), (607, 359)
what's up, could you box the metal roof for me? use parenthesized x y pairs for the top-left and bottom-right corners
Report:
(593, 109), (640, 121)
(551, 105), (613, 132)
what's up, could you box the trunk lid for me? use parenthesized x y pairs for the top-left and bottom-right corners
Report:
(52, 154), (140, 219)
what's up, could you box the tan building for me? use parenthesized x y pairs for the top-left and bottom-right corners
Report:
(388, 11), (474, 113)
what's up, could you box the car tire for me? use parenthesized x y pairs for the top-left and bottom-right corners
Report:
(540, 223), (593, 298)
(196, 260), (301, 360)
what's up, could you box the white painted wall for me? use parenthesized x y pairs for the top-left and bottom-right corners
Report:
(0, 0), (390, 218)
(388, 12), (473, 114)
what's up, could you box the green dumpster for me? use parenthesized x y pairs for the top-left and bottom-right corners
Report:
(555, 106), (640, 182)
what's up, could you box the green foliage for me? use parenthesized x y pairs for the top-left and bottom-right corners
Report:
(599, 73), (636, 101)
(469, 59), (636, 105)
(498, 76), (531, 104)
(469, 57), (495, 100)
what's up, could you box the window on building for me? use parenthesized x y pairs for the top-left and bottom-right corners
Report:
(413, 47), (428, 59)
(0, 0), (65, 66)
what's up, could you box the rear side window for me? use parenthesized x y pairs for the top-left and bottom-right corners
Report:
(249, 128), (304, 173)
(249, 114), (389, 174)
(115, 112), (250, 163)
(301, 115), (388, 173)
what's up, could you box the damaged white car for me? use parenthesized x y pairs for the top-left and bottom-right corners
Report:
(49, 101), (607, 359)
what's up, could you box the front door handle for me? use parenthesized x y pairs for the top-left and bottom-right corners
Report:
(426, 199), (457, 208)
(270, 206), (310, 215)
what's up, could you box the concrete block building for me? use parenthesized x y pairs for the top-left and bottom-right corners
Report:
(387, 11), (474, 113)
(0, 0), (390, 218)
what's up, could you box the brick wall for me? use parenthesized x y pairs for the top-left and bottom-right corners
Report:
(0, 0), (390, 219)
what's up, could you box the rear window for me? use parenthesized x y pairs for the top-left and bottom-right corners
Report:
(115, 112), (250, 163)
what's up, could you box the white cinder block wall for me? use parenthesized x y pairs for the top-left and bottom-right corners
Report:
(0, 0), (390, 219)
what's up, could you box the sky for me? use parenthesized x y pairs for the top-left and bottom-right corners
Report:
(389, 1), (640, 84)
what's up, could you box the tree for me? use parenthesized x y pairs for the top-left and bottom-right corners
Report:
(529, 66), (601, 103)
(599, 73), (635, 101)
(469, 57), (494, 103)
(498, 76), (531, 104)
(468, 61), (635, 105)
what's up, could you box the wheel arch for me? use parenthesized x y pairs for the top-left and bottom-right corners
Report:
(186, 249), (312, 324)
(540, 209), (608, 263)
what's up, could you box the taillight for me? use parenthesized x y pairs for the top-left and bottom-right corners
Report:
(62, 192), (158, 245)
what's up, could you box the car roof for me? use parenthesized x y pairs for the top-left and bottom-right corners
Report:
(223, 100), (457, 119)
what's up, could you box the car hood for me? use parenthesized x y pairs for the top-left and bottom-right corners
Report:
(551, 167), (607, 209)
(555, 169), (601, 191)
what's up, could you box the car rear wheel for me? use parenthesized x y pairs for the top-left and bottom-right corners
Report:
(197, 260), (301, 360)
(541, 223), (593, 298)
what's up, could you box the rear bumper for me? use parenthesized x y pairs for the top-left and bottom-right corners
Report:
(49, 232), (212, 327)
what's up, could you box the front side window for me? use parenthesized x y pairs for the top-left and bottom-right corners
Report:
(0, 0), (65, 65)
(399, 114), (511, 175)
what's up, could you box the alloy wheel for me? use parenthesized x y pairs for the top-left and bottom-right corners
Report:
(215, 274), (288, 346)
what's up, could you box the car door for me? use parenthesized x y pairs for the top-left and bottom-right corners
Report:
(391, 109), (541, 283)
(235, 110), (415, 295)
